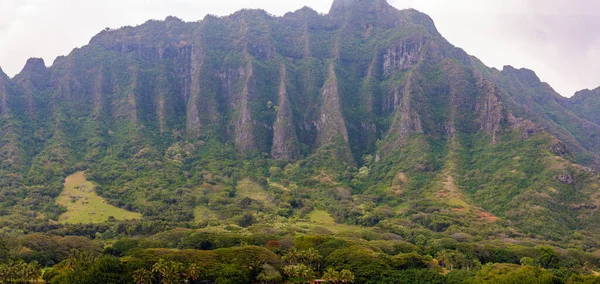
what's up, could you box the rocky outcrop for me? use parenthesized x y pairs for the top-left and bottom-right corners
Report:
(380, 72), (423, 156)
(507, 113), (541, 140)
(556, 172), (573, 184)
(382, 35), (427, 77)
(272, 64), (300, 161)
(551, 141), (571, 158)
(315, 64), (353, 162)
(234, 62), (257, 153)
(475, 78), (503, 144)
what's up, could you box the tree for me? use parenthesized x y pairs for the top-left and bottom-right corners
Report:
(133, 268), (154, 284)
(339, 269), (355, 283)
(536, 246), (559, 269)
(188, 263), (201, 282)
(283, 248), (302, 265)
(520, 257), (535, 266)
(323, 268), (354, 284)
(216, 264), (251, 284)
(25, 261), (42, 283)
(257, 264), (283, 284)
(63, 249), (96, 270)
(152, 259), (185, 284)
(302, 248), (322, 272)
(284, 264), (315, 284)
(266, 240), (280, 251)
(323, 268), (341, 283)
(283, 247), (322, 272)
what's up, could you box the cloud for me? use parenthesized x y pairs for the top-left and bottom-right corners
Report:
(0, 0), (597, 97)
(390, 0), (600, 96)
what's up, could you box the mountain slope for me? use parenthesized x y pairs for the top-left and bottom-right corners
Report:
(0, 0), (599, 245)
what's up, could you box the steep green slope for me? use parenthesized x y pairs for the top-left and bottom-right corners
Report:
(0, 0), (599, 248)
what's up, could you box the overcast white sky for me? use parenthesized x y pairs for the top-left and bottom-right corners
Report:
(0, 0), (598, 97)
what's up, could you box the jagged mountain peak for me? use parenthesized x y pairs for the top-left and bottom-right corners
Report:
(13, 57), (49, 91)
(330, 0), (392, 12)
(501, 65), (546, 86)
(16, 58), (46, 76)
(329, 0), (397, 22)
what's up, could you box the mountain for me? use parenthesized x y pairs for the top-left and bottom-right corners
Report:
(1, 0), (600, 247)
(559, 87), (600, 125)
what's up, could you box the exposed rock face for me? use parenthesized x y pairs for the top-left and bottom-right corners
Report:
(379, 72), (423, 157)
(234, 62), (257, 153)
(557, 172), (573, 184)
(382, 35), (426, 77)
(507, 113), (541, 140)
(315, 64), (353, 163)
(271, 64), (299, 161)
(475, 79), (503, 144)
(551, 141), (570, 158)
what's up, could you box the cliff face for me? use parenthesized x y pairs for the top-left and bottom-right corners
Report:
(2, 0), (600, 238)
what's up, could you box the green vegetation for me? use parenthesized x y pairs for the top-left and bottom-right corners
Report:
(1, 229), (598, 283)
(56, 172), (141, 224)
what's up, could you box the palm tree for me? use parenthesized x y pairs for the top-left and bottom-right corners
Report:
(12, 261), (27, 282)
(436, 250), (453, 270)
(29, 262), (42, 284)
(22, 261), (41, 283)
(188, 263), (201, 282)
(64, 249), (96, 271)
(153, 259), (185, 284)
(284, 264), (315, 284)
(283, 248), (301, 265)
(152, 259), (168, 276)
(323, 268), (340, 284)
(339, 269), (354, 283)
(302, 248), (322, 272)
(133, 268), (154, 284)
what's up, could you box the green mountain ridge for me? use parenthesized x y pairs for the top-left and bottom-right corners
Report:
(1, 0), (600, 246)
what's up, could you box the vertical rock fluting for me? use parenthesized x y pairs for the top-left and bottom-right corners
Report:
(157, 83), (167, 134)
(382, 35), (427, 78)
(301, 24), (312, 59)
(186, 43), (211, 138)
(315, 64), (353, 162)
(272, 64), (300, 161)
(443, 62), (471, 140)
(234, 61), (257, 153)
(475, 76), (504, 144)
(378, 72), (423, 157)
(13, 58), (48, 117)
(358, 52), (380, 151)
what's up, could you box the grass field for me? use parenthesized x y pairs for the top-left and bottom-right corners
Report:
(237, 178), (269, 202)
(308, 210), (335, 224)
(56, 171), (141, 224)
(194, 205), (218, 223)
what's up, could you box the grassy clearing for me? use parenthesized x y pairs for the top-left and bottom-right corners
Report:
(308, 210), (335, 224)
(194, 205), (218, 223)
(56, 171), (141, 224)
(237, 178), (269, 202)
